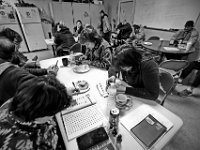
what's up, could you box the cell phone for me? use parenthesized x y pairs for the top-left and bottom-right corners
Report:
(76, 127), (109, 150)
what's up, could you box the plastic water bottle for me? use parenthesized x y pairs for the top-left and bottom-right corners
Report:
(106, 83), (116, 116)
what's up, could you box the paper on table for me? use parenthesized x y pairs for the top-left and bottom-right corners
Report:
(163, 47), (179, 51)
(120, 104), (173, 132)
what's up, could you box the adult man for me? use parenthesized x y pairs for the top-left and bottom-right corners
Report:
(169, 20), (199, 60)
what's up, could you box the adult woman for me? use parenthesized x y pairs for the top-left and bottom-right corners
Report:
(79, 26), (112, 70)
(107, 44), (159, 100)
(73, 20), (84, 37)
(53, 22), (76, 56)
(0, 76), (72, 149)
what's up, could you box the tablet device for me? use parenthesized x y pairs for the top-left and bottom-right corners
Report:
(76, 127), (109, 150)
(130, 114), (167, 149)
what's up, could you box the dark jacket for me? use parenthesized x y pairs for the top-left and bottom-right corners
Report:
(54, 26), (76, 49)
(0, 58), (36, 106)
(116, 22), (132, 40)
(108, 59), (159, 100)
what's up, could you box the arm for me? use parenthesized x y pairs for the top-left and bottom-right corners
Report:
(25, 68), (48, 76)
(104, 16), (111, 32)
(125, 61), (159, 100)
(91, 47), (112, 70)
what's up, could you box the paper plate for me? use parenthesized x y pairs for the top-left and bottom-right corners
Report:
(73, 64), (90, 73)
(73, 80), (90, 94)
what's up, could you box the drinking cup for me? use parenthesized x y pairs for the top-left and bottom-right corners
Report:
(62, 58), (68, 66)
(116, 94), (128, 105)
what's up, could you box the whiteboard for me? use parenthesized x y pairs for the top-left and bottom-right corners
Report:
(134, 0), (200, 29)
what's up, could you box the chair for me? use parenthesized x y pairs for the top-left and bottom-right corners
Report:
(159, 59), (189, 78)
(147, 36), (160, 41)
(62, 43), (82, 56)
(157, 69), (174, 106)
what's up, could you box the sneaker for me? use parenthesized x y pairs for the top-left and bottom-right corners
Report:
(177, 89), (193, 97)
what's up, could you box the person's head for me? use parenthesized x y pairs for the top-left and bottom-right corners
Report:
(133, 24), (140, 34)
(10, 76), (72, 122)
(113, 44), (142, 72)
(0, 28), (22, 51)
(76, 20), (83, 28)
(80, 26), (102, 50)
(184, 20), (194, 32)
(0, 36), (15, 60)
(100, 10), (105, 17)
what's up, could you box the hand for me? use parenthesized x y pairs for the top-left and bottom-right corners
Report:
(67, 87), (80, 96)
(47, 65), (59, 75)
(169, 40), (174, 45)
(115, 84), (126, 93)
(81, 60), (91, 65)
(79, 55), (87, 61)
(106, 76), (116, 90)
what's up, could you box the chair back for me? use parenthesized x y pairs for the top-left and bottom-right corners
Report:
(69, 43), (82, 53)
(147, 36), (160, 41)
(159, 59), (189, 74)
(157, 69), (174, 106)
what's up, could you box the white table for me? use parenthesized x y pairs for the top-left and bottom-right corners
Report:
(40, 56), (183, 150)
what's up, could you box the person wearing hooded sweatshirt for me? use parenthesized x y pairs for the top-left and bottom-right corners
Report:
(107, 44), (159, 100)
(53, 22), (76, 56)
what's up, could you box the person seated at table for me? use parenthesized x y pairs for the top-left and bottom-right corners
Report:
(0, 76), (72, 150)
(79, 26), (112, 70)
(73, 20), (84, 38)
(53, 21), (76, 56)
(107, 44), (159, 100)
(177, 60), (200, 96)
(116, 19), (132, 41)
(0, 28), (58, 76)
(169, 20), (199, 60)
(128, 24), (145, 46)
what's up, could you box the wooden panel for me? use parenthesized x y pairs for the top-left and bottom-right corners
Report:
(72, 3), (90, 26)
(90, 4), (104, 30)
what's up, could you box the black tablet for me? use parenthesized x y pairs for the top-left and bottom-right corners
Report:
(76, 127), (109, 150)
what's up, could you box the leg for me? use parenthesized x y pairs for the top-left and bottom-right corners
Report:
(191, 70), (200, 88)
(180, 61), (200, 79)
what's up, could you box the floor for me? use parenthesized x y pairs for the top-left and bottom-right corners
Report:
(24, 50), (200, 150)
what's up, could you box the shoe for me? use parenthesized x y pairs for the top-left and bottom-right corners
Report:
(177, 89), (192, 97)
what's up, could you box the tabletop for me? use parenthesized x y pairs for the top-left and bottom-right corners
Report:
(40, 56), (183, 150)
(142, 40), (194, 54)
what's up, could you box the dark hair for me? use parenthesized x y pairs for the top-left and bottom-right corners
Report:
(100, 10), (105, 14)
(79, 27), (102, 45)
(10, 76), (72, 122)
(0, 28), (22, 45)
(185, 20), (194, 28)
(76, 20), (82, 25)
(0, 36), (15, 60)
(133, 24), (140, 30)
(114, 44), (142, 71)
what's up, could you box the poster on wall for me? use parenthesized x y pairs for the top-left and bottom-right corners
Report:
(0, 6), (16, 24)
(17, 7), (41, 23)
